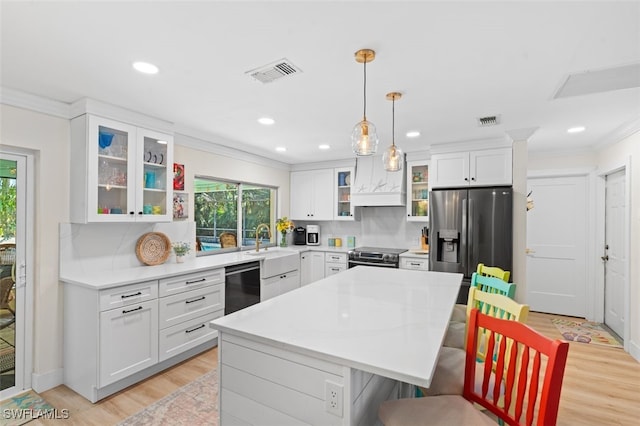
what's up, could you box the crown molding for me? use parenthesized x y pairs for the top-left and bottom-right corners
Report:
(430, 136), (512, 155)
(594, 116), (640, 150)
(0, 87), (70, 119)
(70, 98), (174, 133)
(174, 129), (291, 171)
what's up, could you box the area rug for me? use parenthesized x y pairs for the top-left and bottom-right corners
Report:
(0, 390), (55, 426)
(551, 318), (623, 348)
(118, 369), (218, 426)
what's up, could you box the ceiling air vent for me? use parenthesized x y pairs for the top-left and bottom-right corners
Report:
(245, 58), (302, 84)
(477, 115), (501, 127)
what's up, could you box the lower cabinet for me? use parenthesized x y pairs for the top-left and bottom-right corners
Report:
(262, 269), (300, 300)
(400, 256), (429, 271)
(63, 267), (224, 402)
(300, 251), (325, 286)
(325, 252), (348, 277)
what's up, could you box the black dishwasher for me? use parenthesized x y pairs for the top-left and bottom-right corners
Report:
(225, 261), (261, 315)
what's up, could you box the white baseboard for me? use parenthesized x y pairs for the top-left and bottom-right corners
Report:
(628, 339), (640, 363)
(32, 368), (63, 393)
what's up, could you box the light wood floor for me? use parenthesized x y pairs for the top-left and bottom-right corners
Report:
(21, 312), (640, 425)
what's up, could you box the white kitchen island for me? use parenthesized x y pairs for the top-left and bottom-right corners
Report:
(210, 266), (462, 426)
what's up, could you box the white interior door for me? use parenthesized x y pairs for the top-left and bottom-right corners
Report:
(604, 169), (626, 337)
(526, 175), (587, 316)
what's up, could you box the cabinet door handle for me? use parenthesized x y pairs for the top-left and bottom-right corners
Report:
(185, 296), (205, 304)
(410, 262), (421, 266)
(122, 306), (143, 314)
(121, 291), (142, 299)
(185, 324), (205, 333)
(186, 278), (206, 285)
(471, 177), (476, 181)
(464, 177), (469, 181)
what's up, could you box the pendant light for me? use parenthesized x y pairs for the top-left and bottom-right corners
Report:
(382, 92), (404, 171)
(351, 49), (379, 156)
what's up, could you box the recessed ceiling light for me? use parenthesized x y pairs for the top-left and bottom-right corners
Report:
(156, 140), (168, 145)
(406, 131), (421, 138)
(567, 126), (586, 133)
(132, 61), (159, 74)
(275, 147), (287, 152)
(258, 117), (275, 125)
(318, 144), (330, 150)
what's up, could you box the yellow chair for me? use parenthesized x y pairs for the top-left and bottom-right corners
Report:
(449, 264), (512, 325)
(419, 288), (529, 397)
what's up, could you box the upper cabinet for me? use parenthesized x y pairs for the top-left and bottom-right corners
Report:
(406, 160), (429, 222)
(334, 167), (355, 220)
(290, 169), (334, 221)
(430, 147), (512, 189)
(70, 114), (174, 223)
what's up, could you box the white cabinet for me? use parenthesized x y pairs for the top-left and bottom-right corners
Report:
(63, 268), (222, 402)
(262, 270), (300, 300)
(334, 167), (356, 220)
(99, 298), (158, 386)
(325, 252), (347, 276)
(407, 161), (429, 222)
(70, 114), (174, 223)
(300, 251), (325, 286)
(430, 148), (512, 188)
(400, 256), (429, 271)
(290, 169), (334, 221)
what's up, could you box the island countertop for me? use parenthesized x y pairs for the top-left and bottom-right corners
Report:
(210, 266), (463, 388)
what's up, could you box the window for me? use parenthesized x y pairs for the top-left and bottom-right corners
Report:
(194, 177), (276, 253)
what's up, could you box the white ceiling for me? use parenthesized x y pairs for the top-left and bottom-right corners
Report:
(2, 1), (639, 165)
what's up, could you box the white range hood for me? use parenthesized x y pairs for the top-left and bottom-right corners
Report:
(351, 155), (406, 207)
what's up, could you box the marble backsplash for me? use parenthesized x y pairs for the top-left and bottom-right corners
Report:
(59, 221), (195, 276)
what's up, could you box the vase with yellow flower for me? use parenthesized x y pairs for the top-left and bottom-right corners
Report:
(276, 217), (294, 247)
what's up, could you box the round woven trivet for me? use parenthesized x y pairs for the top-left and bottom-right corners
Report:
(135, 232), (171, 266)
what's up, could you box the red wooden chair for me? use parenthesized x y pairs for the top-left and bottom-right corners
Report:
(379, 308), (570, 426)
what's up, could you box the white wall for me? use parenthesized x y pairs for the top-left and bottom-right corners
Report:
(0, 104), (70, 388)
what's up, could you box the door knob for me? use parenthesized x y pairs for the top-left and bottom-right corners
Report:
(525, 248), (536, 254)
(601, 255), (609, 261)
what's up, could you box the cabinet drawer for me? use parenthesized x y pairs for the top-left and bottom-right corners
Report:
(325, 252), (347, 264)
(159, 268), (224, 297)
(325, 263), (347, 276)
(99, 281), (158, 311)
(159, 311), (221, 362)
(159, 284), (223, 329)
(400, 257), (429, 271)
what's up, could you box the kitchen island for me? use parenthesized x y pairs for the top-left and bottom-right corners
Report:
(210, 266), (462, 425)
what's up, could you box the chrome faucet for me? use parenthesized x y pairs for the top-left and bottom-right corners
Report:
(255, 223), (271, 252)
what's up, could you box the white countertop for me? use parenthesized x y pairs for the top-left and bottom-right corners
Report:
(59, 244), (351, 289)
(210, 266), (462, 388)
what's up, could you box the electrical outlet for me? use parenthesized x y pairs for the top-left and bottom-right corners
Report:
(325, 380), (343, 417)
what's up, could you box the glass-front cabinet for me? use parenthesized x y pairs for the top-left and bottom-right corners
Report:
(406, 160), (429, 222)
(334, 167), (355, 220)
(71, 114), (173, 223)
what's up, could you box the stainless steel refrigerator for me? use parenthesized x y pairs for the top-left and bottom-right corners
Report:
(429, 187), (513, 303)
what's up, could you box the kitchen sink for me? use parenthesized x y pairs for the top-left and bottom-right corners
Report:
(245, 248), (299, 278)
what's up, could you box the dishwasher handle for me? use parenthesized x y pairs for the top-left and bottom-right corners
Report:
(225, 261), (260, 276)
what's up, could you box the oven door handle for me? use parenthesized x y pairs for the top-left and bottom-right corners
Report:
(349, 260), (397, 268)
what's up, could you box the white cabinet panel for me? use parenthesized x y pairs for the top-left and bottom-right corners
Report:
(159, 268), (223, 297)
(159, 285), (223, 329)
(262, 270), (300, 301)
(301, 251), (325, 286)
(400, 257), (429, 271)
(325, 263), (347, 276)
(99, 280), (158, 311)
(290, 169), (334, 221)
(99, 299), (158, 387)
(431, 147), (512, 188)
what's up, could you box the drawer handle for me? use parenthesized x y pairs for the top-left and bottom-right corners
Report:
(185, 296), (206, 304)
(186, 278), (206, 285)
(122, 306), (143, 314)
(410, 262), (421, 266)
(121, 291), (142, 299)
(185, 324), (205, 333)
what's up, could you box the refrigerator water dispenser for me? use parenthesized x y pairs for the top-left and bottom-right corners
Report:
(437, 229), (460, 264)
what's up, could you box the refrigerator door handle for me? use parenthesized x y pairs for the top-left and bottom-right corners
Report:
(461, 198), (467, 272)
(468, 198), (474, 274)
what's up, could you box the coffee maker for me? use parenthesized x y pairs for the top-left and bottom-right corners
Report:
(306, 225), (320, 245)
(293, 227), (307, 245)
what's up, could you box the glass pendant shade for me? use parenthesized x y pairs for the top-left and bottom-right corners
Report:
(383, 143), (403, 171)
(351, 119), (379, 156)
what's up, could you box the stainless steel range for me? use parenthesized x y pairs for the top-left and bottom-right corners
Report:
(348, 246), (407, 268)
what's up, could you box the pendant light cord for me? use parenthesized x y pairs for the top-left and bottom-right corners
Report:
(363, 54), (367, 120)
(392, 96), (395, 147)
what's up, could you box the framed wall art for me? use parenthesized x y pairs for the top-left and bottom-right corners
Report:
(173, 163), (185, 190)
(173, 192), (188, 219)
